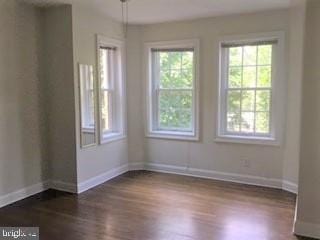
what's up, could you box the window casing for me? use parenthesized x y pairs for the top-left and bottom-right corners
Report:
(145, 40), (200, 140)
(97, 36), (126, 144)
(217, 32), (285, 145)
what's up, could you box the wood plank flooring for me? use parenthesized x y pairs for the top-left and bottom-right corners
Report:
(0, 171), (313, 240)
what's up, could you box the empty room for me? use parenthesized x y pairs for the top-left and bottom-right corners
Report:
(0, 0), (319, 239)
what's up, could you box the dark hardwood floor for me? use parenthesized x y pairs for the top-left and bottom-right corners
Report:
(0, 171), (312, 240)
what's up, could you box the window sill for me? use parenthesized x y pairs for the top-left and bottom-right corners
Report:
(82, 127), (95, 134)
(146, 130), (199, 141)
(215, 134), (280, 146)
(101, 132), (126, 144)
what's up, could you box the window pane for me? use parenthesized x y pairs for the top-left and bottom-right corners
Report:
(169, 52), (182, 69)
(160, 69), (193, 89)
(241, 112), (254, 133)
(159, 91), (192, 109)
(227, 112), (241, 132)
(160, 52), (170, 69)
(101, 90), (111, 132)
(242, 90), (255, 111)
(243, 46), (257, 66)
(158, 52), (194, 89)
(182, 51), (193, 69)
(159, 109), (192, 130)
(227, 90), (241, 112)
(242, 66), (256, 88)
(256, 112), (270, 134)
(256, 90), (270, 112)
(258, 45), (272, 65)
(229, 47), (242, 66)
(99, 48), (110, 89)
(257, 66), (272, 87)
(228, 67), (242, 88)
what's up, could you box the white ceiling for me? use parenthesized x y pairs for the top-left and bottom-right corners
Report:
(24, 0), (291, 24)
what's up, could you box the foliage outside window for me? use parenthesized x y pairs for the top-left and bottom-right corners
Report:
(97, 36), (126, 144)
(217, 33), (285, 145)
(146, 40), (199, 140)
(226, 44), (273, 135)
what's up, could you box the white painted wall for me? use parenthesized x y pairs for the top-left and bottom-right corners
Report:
(126, 26), (146, 166)
(0, 0), (47, 196)
(294, 0), (320, 238)
(43, 5), (77, 185)
(282, 0), (306, 189)
(127, 10), (303, 187)
(72, 4), (129, 183)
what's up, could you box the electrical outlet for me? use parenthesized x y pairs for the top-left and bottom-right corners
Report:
(241, 157), (251, 168)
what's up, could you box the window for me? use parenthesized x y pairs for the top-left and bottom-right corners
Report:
(145, 40), (199, 140)
(217, 32), (285, 145)
(97, 36), (126, 144)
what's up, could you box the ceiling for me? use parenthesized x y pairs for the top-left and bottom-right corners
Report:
(24, 0), (292, 24)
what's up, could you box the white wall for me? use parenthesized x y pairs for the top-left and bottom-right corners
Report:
(128, 10), (301, 187)
(282, 0), (306, 189)
(127, 26), (146, 166)
(0, 0), (47, 196)
(294, 0), (320, 238)
(72, 4), (129, 183)
(43, 5), (77, 185)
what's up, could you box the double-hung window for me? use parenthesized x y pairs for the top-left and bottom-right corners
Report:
(97, 36), (126, 144)
(217, 32), (285, 145)
(146, 40), (199, 140)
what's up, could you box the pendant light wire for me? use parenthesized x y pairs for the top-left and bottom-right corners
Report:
(121, 0), (129, 38)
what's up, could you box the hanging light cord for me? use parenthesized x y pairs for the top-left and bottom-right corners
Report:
(121, 0), (129, 38)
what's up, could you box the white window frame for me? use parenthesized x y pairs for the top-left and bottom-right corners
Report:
(216, 32), (286, 146)
(145, 39), (200, 141)
(96, 35), (126, 144)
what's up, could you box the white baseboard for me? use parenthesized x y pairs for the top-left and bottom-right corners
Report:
(50, 180), (78, 193)
(0, 182), (50, 208)
(294, 220), (320, 239)
(77, 164), (129, 194)
(0, 162), (298, 209)
(129, 162), (145, 171)
(282, 180), (298, 194)
(145, 163), (298, 193)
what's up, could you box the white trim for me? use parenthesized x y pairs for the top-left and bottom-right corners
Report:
(282, 180), (298, 194)
(0, 182), (50, 208)
(294, 220), (320, 239)
(50, 180), (78, 193)
(128, 162), (145, 171)
(215, 135), (280, 146)
(96, 35), (127, 145)
(145, 163), (297, 193)
(77, 164), (129, 193)
(216, 31), (286, 146)
(0, 163), (297, 209)
(144, 39), (200, 141)
(100, 132), (126, 144)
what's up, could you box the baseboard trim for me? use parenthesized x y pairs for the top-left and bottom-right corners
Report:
(282, 180), (298, 194)
(50, 180), (78, 193)
(145, 163), (297, 193)
(294, 220), (320, 239)
(129, 162), (145, 171)
(0, 162), (298, 209)
(77, 164), (129, 194)
(0, 182), (49, 208)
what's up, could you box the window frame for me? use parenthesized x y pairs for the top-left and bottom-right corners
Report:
(96, 35), (127, 144)
(145, 39), (200, 141)
(216, 32), (286, 146)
